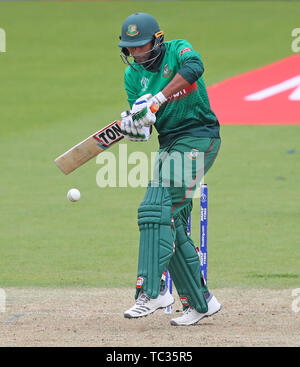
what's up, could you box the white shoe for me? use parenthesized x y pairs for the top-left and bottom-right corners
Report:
(124, 289), (174, 318)
(170, 295), (221, 326)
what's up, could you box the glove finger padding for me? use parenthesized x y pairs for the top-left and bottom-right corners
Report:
(132, 106), (156, 128)
(120, 111), (151, 142)
(120, 110), (132, 136)
(131, 94), (153, 114)
(136, 184), (175, 299)
(132, 94), (156, 128)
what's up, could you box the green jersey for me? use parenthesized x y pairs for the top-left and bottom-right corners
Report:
(124, 39), (220, 147)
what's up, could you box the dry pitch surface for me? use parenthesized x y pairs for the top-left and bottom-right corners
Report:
(0, 288), (299, 347)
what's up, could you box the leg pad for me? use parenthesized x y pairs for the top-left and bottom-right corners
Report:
(136, 185), (174, 299)
(168, 215), (208, 313)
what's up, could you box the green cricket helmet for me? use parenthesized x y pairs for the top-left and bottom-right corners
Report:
(118, 13), (164, 71)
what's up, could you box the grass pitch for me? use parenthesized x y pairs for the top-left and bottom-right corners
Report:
(0, 1), (299, 289)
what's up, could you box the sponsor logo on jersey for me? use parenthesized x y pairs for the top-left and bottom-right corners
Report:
(136, 277), (144, 288)
(141, 76), (149, 92)
(180, 47), (192, 56)
(163, 63), (173, 78)
(126, 24), (139, 37)
(167, 82), (198, 102)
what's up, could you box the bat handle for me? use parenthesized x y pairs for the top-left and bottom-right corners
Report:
(150, 103), (159, 113)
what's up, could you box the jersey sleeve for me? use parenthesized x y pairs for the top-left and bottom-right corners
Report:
(124, 67), (138, 108)
(174, 39), (204, 84)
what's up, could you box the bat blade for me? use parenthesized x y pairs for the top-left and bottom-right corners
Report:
(55, 120), (123, 175)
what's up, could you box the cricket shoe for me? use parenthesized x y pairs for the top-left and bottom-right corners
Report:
(170, 295), (221, 326)
(124, 288), (174, 319)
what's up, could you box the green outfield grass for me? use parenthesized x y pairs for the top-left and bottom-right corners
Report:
(0, 1), (299, 289)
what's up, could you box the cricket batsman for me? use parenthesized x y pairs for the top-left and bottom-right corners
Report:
(119, 12), (221, 326)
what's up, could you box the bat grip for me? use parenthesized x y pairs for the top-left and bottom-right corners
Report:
(150, 103), (159, 113)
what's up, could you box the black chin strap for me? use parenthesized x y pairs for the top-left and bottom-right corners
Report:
(144, 44), (166, 73)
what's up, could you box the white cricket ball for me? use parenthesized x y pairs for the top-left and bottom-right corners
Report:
(67, 188), (81, 202)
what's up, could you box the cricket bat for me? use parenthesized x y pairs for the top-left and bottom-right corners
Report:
(55, 104), (159, 175)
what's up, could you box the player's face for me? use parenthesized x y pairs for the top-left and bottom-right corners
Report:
(127, 42), (153, 64)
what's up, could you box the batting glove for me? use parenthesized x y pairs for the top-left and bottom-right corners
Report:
(131, 94), (156, 128)
(120, 110), (152, 142)
(132, 92), (167, 128)
(151, 91), (168, 107)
